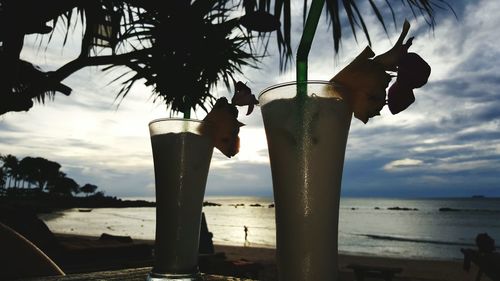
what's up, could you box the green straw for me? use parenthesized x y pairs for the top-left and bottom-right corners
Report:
(294, 0), (326, 207)
(296, 0), (325, 98)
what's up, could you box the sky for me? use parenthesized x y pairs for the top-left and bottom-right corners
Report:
(1, 0), (499, 199)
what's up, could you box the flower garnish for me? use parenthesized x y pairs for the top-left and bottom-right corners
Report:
(231, 81), (258, 115)
(331, 19), (431, 123)
(373, 20), (411, 71)
(200, 81), (258, 158)
(330, 46), (391, 123)
(387, 51), (431, 114)
(200, 98), (243, 158)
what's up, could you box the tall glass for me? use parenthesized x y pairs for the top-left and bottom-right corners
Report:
(259, 81), (352, 281)
(147, 119), (213, 281)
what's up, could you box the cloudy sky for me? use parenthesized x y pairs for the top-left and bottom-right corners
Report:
(1, 0), (499, 199)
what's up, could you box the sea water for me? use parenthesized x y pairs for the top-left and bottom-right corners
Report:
(39, 197), (500, 261)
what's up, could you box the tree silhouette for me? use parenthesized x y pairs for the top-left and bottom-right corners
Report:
(0, 0), (451, 115)
(20, 157), (61, 191)
(19, 156), (37, 188)
(1, 154), (20, 188)
(80, 183), (98, 196)
(91, 191), (105, 198)
(10, 156), (62, 190)
(0, 153), (96, 197)
(0, 165), (5, 189)
(0, 153), (5, 189)
(46, 172), (80, 196)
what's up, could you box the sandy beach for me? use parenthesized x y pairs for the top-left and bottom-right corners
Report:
(52, 233), (488, 281)
(3, 202), (496, 281)
(214, 244), (489, 281)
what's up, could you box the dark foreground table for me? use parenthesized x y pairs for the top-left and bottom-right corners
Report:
(17, 267), (257, 281)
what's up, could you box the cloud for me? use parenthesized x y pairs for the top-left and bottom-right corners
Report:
(2, 1), (500, 198)
(383, 158), (424, 171)
(207, 161), (272, 196)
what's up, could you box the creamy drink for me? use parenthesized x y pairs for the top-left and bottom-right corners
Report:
(148, 119), (213, 280)
(259, 82), (352, 281)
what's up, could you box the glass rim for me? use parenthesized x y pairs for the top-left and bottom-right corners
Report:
(148, 117), (202, 126)
(258, 80), (343, 99)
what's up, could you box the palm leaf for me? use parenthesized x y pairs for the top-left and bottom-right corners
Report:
(101, 0), (262, 114)
(268, 0), (452, 65)
(0, 0), (453, 116)
(104, 0), (451, 112)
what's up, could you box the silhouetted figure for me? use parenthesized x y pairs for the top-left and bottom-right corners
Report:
(476, 233), (495, 253)
(244, 225), (248, 242)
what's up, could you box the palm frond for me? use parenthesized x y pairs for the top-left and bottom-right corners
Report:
(101, 0), (264, 114)
(1, 0), (453, 116)
(266, 0), (452, 67)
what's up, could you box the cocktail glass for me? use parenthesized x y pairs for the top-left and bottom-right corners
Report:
(147, 118), (213, 281)
(259, 81), (352, 281)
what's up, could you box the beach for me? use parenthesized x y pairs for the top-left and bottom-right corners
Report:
(32, 196), (500, 280)
(214, 244), (483, 281)
(2, 196), (498, 281)
(39, 197), (500, 261)
(52, 233), (485, 281)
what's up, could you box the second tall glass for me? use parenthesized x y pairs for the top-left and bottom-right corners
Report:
(259, 81), (352, 281)
(147, 119), (213, 281)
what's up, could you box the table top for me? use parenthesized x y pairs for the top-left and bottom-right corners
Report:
(19, 267), (257, 281)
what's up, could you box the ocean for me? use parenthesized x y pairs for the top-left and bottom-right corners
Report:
(38, 196), (500, 261)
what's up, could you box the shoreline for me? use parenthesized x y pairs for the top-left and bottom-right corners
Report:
(215, 244), (473, 281)
(53, 233), (479, 281)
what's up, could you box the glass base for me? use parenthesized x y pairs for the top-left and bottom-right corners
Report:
(146, 271), (203, 281)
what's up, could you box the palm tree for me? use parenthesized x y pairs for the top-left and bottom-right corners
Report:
(0, 0), (451, 115)
(17, 156), (62, 190)
(0, 153), (5, 189)
(0, 165), (6, 189)
(19, 156), (36, 188)
(1, 154), (20, 188)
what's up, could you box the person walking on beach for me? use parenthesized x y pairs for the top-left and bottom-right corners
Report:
(244, 225), (248, 242)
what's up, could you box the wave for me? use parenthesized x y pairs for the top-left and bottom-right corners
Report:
(342, 206), (500, 213)
(360, 234), (478, 247)
(103, 211), (155, 222)
(438, 207), (500, 213)
(208, 223), (274, 230)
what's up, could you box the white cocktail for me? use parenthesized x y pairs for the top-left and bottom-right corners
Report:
(259, 81), (352, 281)
(147, 119), (213, 281)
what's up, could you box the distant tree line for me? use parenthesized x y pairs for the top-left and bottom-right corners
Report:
(0, 154), (100, 197)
